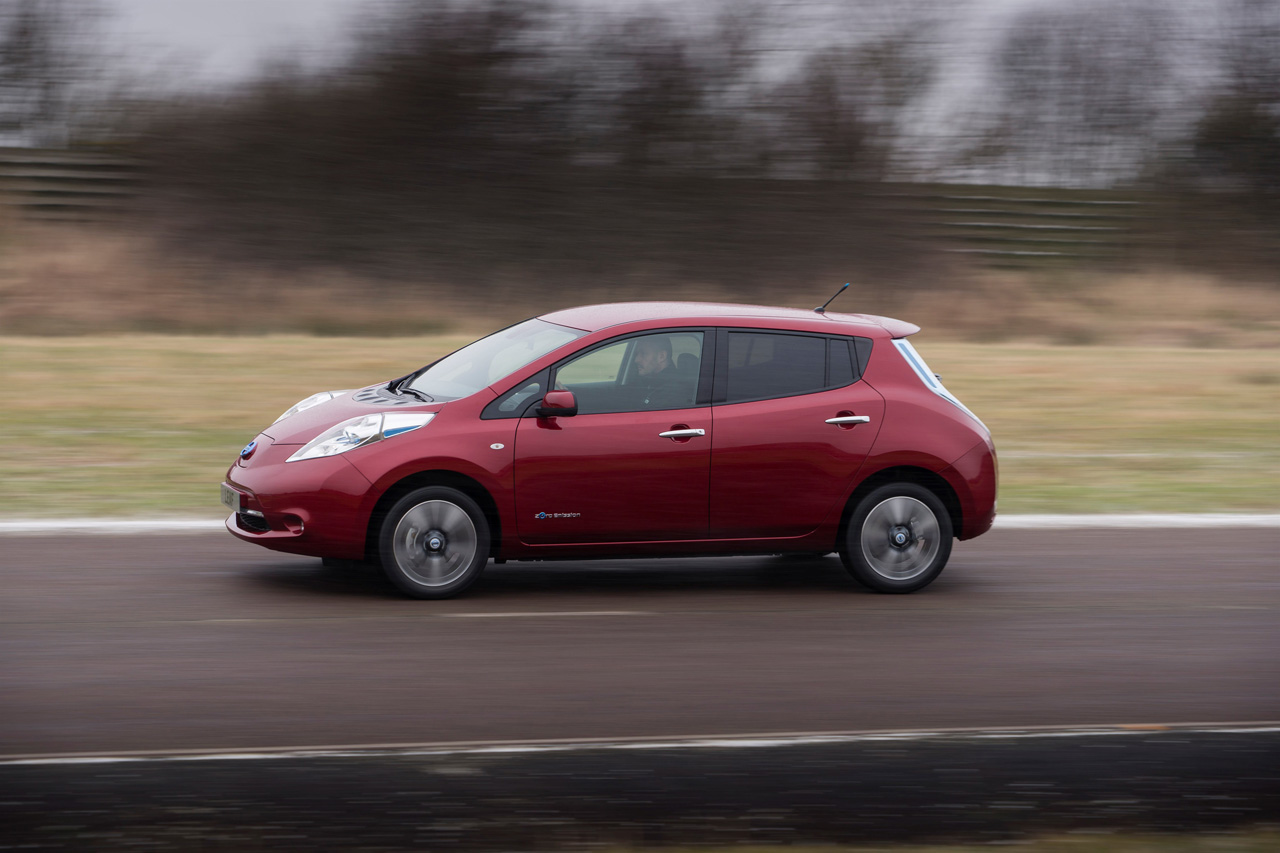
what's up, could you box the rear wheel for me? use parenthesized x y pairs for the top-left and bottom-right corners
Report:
(840, 483), (952, 593)
(378, 486), (490, 599)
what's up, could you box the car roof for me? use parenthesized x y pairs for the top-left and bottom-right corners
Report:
(539, 301), (920, 338)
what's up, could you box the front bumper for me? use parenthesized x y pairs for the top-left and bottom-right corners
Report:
(223, 435), (375, 560)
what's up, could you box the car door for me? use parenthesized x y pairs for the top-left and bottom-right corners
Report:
(514, 330), (713, 545)
(709, 330), (884, 539)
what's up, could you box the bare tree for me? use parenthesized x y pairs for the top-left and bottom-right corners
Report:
(979, 0), (1174, 185)
(0, 0), (106, 145)
(137, 0), (944, 284)
(769, 28), (937, 182)
(1189, 0), (1280, 203)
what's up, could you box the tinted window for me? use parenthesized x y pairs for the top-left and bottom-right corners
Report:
(829, 339), (855, 387)
(724, 332), (827, 403)
(853, 336), (873, 376)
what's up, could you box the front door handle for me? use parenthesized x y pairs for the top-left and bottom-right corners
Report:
(659, 428), (706, 439)
(825, 416), (870, 425)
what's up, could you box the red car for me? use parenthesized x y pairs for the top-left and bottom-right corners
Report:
(222, 301), (996, 598)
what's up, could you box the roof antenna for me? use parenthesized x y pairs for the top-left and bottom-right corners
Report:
(814, 282), (850, 314)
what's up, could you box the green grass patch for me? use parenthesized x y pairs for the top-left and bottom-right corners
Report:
(2, 336), (1277, 517)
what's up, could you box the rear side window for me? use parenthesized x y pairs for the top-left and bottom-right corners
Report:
(722, 332), (835, 404)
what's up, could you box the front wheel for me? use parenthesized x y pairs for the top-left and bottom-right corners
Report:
(840, 483), (953, 593)
(378, 486), (490, 599)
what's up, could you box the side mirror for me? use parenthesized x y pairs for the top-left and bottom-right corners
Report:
(536, 389), (578, 418)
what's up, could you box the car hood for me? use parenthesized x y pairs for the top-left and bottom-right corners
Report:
(260, 385), (442, 445)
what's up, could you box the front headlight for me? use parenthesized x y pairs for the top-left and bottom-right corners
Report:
(287, 412), (435, 462)
(274, 390), (355, 424)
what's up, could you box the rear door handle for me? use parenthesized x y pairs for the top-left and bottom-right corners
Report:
(825, 416), (870, 425)
(659, 428), (706, 439)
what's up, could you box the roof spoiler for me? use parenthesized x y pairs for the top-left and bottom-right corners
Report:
(863, 315), (921, 337)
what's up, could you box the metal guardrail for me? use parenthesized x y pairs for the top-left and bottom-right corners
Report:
(0, 148), (1146, 269)
(0, 147), (139, 221)
(877, 184), (1149, 269)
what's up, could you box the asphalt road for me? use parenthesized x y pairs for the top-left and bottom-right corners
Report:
(2, 527), (1278, 757)
(6, 731), (1279, 850)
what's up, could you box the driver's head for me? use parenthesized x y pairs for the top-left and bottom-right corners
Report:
(635, 336), (672, 376)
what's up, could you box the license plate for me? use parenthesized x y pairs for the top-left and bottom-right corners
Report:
(220, 483), (242, 513)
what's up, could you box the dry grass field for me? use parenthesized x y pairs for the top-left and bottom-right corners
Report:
(2, 334), (1277, 518)
(4, 225), (1280, 347)
(4, 223), (1277, 518)
(617, 834), (1280, 853)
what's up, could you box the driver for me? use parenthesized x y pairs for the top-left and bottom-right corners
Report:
(634, 336), (686, 407)
(635, 336), (672, 379)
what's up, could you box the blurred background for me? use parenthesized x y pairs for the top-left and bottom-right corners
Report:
(4, 10), (1279, 849)
(1, 0), (1277, 340)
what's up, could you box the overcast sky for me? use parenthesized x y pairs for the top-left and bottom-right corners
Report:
(105, 0), (367, 81)
(99, 0), (1229, 140)
(103, 0), (1066, 84)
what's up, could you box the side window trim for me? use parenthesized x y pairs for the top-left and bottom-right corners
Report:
(695, 330), (717, 406)
(713, 328), (730, 404)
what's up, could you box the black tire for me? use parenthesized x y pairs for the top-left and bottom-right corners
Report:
(840, 482), (953, 593)
(377, 486), (491, 599)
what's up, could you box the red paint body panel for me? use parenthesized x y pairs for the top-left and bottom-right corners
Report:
(709, 384), (884, 539)
(944, 439), (999, 540)
(220, 301), (997, 571)
(344, 391), (520, 549)
(514, 408), (711, 544)
(855, 337), (998, 539)
(860, 361), (988, 477)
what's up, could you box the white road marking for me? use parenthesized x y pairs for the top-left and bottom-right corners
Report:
(2, 514), (1280, 536)
(993, 514), (1280, 529)
(440, 611), (648, 618)
(3, 722), (1277, 766)
(1000, 451), (1255, 459)
(0, 518), (225, 535)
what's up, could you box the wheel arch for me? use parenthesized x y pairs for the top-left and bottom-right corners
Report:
(364, 470), (503, 563)
(838, 466), (963, 547)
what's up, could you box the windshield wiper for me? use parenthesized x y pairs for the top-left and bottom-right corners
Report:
(399, 385), (434, 403)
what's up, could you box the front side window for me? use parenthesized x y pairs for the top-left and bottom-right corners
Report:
(554, 331), (704, 414)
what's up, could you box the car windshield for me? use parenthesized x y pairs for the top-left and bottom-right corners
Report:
(407, 318), (585, 401)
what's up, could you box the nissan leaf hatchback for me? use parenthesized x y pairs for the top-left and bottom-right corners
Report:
(222, 302), (997, 598)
